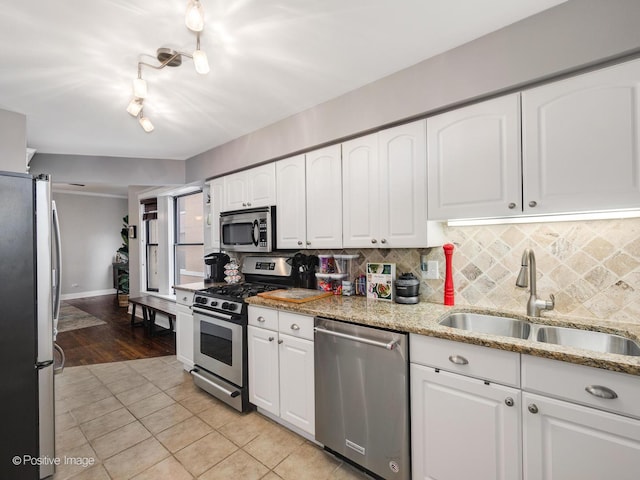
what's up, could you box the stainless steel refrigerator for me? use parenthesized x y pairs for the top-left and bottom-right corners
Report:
(0, 171), (63, 479)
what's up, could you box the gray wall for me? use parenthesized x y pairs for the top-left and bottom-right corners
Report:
(0, 108), (26, 173)
(30, 153), (186, 187)
(186, 0), (640, 182)
(53, 192), (128, 298)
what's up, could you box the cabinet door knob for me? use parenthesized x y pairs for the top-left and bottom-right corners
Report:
(290, 324), (300, 331)
(297, 241), (303, 246)
(242, 202), (247, 207)
(247, 202), (252, 207)
(585, 385), (618, 400)
(504, 397), (514, 407)
(528, 403), (539, 414)
(306, 241), (311, 246)
(371, 239), (377, 244)
(257, 316), (265, 323)
(448, 355), (469, 365)
(278, 339), (284, 344)
(528, 200), (537, 208)
(508, 202), (516, 209)
(381, 239), (387, 244)
(182, 296), (188, 302)
(268, 336), (275, 342)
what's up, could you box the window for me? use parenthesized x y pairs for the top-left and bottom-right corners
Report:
(141, 199), (159, 292)
(174, 191), (204, 285)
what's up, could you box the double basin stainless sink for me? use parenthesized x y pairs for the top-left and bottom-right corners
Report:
(439, 312), (640, 357)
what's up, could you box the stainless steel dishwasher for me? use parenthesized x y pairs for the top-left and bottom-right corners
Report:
(314, 317), (410, 480)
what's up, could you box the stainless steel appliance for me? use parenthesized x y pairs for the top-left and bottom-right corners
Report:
(220, 206), (276, 253)
(191, 255), (294, 411)
(315, 318), (410, 480)
(204, 252), (230, 282)
(0, 172), (63, 480)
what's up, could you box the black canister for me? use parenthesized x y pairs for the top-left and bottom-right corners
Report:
(395, 272), (420, 304)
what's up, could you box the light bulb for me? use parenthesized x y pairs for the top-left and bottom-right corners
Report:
(185, 0), (204, 32)
(139, 115), (154, 133)
(193, 49), (210, 74)
(133, 78), (147, 99)
(126, 98), (143, 116)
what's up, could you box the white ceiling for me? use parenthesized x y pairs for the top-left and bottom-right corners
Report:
(0, 0), (566, 162)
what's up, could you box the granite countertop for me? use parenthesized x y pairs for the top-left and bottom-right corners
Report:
(245, 294), (640, 376)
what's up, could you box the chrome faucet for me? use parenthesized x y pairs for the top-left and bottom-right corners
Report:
(516, 249), (555, 317)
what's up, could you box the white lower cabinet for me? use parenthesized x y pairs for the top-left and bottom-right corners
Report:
(410, 335), (522, 480)
(247, 306), (315, 437)
(175, 289), (194, 370)
(521, 355), (640, 480)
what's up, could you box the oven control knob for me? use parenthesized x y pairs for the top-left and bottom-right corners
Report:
(227, 303), (237, 311)
(221, 302), (230, 310)
(196, 297), (206, 304)
(210, 300), (218, 307)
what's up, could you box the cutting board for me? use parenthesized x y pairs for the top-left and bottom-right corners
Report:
(257, 288), (333, 303)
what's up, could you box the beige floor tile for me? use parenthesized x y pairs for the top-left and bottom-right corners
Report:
(199, 449), (269, 480)
(64, 385), (114, 411)
(331, 463), (372, 479)
(56, 411), (78, 433)
(104, 372), (149, 395)
(128, 391), (175, 418)
(179, 390), (222, 414)
(131, 456), (193, 480)
(56, 426), (87, 452)
(140, 402), (193, 434)
(51, 442), (99, 480)
(126, 357), (168, 375)
(274, 442), (341, 480)
(56, 376), (104, 400)
(103, 437), (170, 480)
(57, 463), (110, 480)
(218, 411), (271, 447)
(155, 415), (212, 453)
(146, 371), (190, 391)
(196, 401), (241, 429)
(244, 421), (306, 469)
(115, 381), (161, 406)
(56, 366), (95, 389)
(90, 364), (139, 386)
(90, 420), (151, 460)
(70, 395), (123, 424)
(79, 407), (137, 441)
(262, 473), (285, 480)
(165, 379), (201, 402)
(174, 431), (237, 477)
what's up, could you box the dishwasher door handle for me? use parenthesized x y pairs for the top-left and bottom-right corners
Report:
(315, 326), (398, 350)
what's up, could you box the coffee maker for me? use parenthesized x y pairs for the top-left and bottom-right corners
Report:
(204, 253), (230, 283)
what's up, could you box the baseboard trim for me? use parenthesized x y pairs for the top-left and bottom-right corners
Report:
(61, 289), (116, 300)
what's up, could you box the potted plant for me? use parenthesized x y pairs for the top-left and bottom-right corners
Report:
(117, 215), (130, 307)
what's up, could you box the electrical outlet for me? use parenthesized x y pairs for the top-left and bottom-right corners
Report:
(424, 260), (439, 279)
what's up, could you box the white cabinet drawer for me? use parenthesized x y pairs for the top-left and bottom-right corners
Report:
(248, 306), (278, 330)
(522, 355), (640, 419)
(175, 289), (194, 306)
(278, 312), (314, 341)
(410, 334), (520, 387)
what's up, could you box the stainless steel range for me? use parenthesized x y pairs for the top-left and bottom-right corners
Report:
(191, 256), (295, 412)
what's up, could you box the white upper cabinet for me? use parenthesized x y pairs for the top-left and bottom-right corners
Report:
(344, 120), (436, 248)
(342, 133), (379, 247)
(305, 144), (343, 249)
(427, 94), (522, 220)
(275, 154), (307, 249)
(522, 59), (640, 214)
(222, 163), (276, 212)
(204, 178), (223, 252)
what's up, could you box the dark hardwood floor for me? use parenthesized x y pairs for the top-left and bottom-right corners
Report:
(57, 294), (176, 367)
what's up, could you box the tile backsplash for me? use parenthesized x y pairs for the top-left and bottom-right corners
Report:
(311, 218), (640, 325)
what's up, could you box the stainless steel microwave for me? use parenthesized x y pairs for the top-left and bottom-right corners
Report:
(220, 206), (276, 253)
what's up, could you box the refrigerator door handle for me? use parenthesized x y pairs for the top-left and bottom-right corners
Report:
(52, 201), (62, 331)
(53, 343), (65, 375)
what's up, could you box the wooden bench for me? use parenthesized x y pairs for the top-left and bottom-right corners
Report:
(129, 295), (178, 337)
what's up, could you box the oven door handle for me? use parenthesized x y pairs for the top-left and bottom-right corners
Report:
(190, 369), (240, 398)
(252, 220), (259, 246)
(192, 306), (235, 320)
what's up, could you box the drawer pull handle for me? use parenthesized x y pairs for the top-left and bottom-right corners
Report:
(448, 355), (469, 365)
(504, 397), (514, 407)
(257, 316), (266, 323)
(585, 385), (618, 400)
(268, 336), (275, 342)
(278, 339), (284, 344)
(290, 324), (300, 331)
(528, 404), (539, 414)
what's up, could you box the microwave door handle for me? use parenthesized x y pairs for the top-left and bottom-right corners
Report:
(252, 220), (259, 246)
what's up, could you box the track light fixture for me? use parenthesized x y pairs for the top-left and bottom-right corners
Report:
(127, 0), (209, 132)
